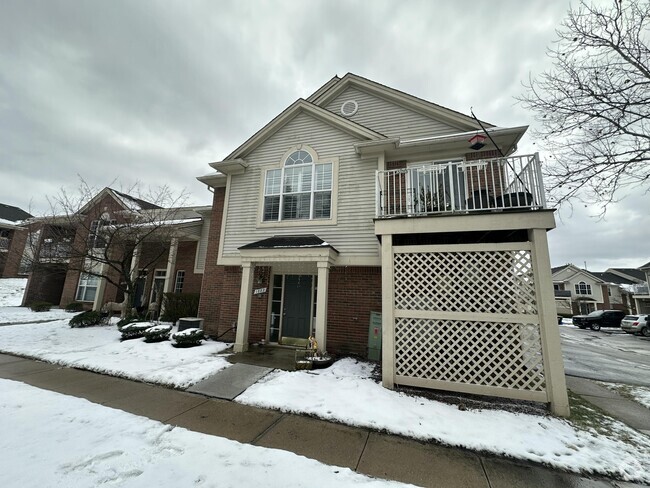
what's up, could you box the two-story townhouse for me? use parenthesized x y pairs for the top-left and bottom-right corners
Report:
(197, 74), (569, 415)
(632, 262), (650, 313)
(21, 188), (211, 314)
(552, 264), (607, 315)
(0, 203), (32, 278)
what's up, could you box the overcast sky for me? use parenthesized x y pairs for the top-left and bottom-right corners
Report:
(1, 0), (648, 270)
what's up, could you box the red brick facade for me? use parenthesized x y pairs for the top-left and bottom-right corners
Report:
(1, 227), (28, 278)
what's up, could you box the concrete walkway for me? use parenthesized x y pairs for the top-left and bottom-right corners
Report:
(566, 375), (650, 436)
(0, 353), (645, 488)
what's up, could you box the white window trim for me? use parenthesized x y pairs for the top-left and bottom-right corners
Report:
(75, 272), (99, 302)
(174, 270), (185, 293)
(257, 148), (339, 228)
(150, 269), (167, 305)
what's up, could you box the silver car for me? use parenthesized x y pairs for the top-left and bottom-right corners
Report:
(620, 314), (649, 336)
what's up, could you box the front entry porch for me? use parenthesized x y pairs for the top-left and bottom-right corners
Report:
(233, 235), (338, 353)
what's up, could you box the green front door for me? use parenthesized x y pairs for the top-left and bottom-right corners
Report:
(282, 275), (313, 341)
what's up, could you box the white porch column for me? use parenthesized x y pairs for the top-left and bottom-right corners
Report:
(126, 243), (141, 309)
(381, 233), (396, 389)
(234, 262), (254, 353)
(163, 238), (179, 294)
(315, 261), (330, 352)
(530, 228), (571, 417)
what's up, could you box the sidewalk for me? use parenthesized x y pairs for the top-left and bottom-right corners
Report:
(0, 353), (644, 488)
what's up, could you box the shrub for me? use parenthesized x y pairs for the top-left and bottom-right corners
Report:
(160, 293), (200, 323)
(69, 310), (102, 328)
(120, 321), (153, 340)
(172, 328), (204, 347)
(65, 302), (84, 313)
(29, 301), (52, 312)
(143, 324), (172, 343)
(117, 313), (145, 331)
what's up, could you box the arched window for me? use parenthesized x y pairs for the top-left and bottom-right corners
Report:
(263, 147), (332, 221)
(574, 281), (592, 295)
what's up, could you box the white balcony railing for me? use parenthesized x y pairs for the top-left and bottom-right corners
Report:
(375, 153), (547, 218)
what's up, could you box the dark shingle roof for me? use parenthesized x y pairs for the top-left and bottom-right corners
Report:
(239, 235), (338, 252)
(110, 189), (161, 210)
(608, 268), (647, 282)
(590, 272), (636, 285)
(0, 203), (32, 222)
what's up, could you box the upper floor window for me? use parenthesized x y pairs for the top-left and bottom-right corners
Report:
(88, 217), (116, 249)
(575, 281), (591, 295)
(263, 148), (332, 222)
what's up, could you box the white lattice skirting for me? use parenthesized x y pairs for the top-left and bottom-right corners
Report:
(391, 244), (548, 402)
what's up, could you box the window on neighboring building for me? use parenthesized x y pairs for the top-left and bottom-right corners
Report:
(553, 283), (562, 291)
(575, 281), (592, 295)
(263, 148), (333, 222)
(174, 270), (185, 293)
(76, 272), (100, 302)
(87, 218), (116, 249)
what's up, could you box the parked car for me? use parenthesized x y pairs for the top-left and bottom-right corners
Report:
(621, 314), (650, 337)
(572, 310), (626, 331)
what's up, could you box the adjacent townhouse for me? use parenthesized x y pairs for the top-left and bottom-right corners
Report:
(632, 262), (650, 313)
(196, 73), (569, 415)
(0, 203), (32, 278)
(21, 188), (211, 314)
(552, 264), (647, 316)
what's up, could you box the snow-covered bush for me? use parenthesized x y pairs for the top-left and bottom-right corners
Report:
(172, 328), (204, 347)
(143, 324), (172, 343)
(64, 302), (84, 312)
(120, 322), (153, 340)
(29, 301), (52, 312)
(69, 310), (102, 328)
(117, 314), (145, 331)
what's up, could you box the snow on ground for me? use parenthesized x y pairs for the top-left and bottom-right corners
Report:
(0, 319), (231, 388)
(0, 306), (70, 324)
(600, 382), (650, 410)
(0, 277), (27, 307)
(237, 358), (650, 484)
(0, 379), (409, 488)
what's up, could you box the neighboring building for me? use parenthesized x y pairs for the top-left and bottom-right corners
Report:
(21, 188), (210, 313)
(632, 261), (650, 313)
(0, 203), (32, 278)
(552, 264), (644, 316)
(196, 73), (569, 415)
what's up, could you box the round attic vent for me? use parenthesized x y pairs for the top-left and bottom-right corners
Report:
(340, 100), (358, 117)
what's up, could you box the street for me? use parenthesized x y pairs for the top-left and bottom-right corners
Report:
(559, 324), (650, 387)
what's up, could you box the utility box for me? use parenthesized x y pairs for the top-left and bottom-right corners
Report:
(368, 311), (382, 361)
(178, 317), (204, 332)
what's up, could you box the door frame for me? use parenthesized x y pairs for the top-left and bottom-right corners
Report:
(267, 273), (316, 344)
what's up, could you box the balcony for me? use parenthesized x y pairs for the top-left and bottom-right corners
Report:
(375, 154), (547, 219)
(39, 241), (72, 262)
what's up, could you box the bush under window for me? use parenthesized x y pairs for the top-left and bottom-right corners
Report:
(160, 293), (200, 323)
(69, 310), (102, 328)
(29, 301), (52, 312)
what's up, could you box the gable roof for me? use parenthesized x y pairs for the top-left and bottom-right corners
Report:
(606, 267), (647, 282)
(223, 99), (384, 161)
(0, 203), (32, 223)
(310, 73), (493, 132)
(78, 188), (161, 215)
(590, 272), (636, 285)
(551, 264), (604, 283)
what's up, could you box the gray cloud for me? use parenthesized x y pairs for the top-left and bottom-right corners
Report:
(1, 0), (646, 269)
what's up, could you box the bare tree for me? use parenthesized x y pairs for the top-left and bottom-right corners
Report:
(25, 179), (190, 312)
(518, 0), (650, 209)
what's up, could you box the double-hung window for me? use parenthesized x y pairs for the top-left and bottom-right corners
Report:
(76, 272), (100, 302)
(263, 149), (332, 222)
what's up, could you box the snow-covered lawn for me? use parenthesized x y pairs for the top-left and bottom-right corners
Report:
(237, 359), (650, 484)
(0, 319), (231, 388)
(600, 382), (650, 410)
(0, 306), (70, 324)
(0, 379), (409, 488)
(0, 277), (27, 306)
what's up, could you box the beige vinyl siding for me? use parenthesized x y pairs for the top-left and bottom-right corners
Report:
(222, 111), (379, 261)
(324, 86), (460, 140)
(193, 217), (210, 272)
